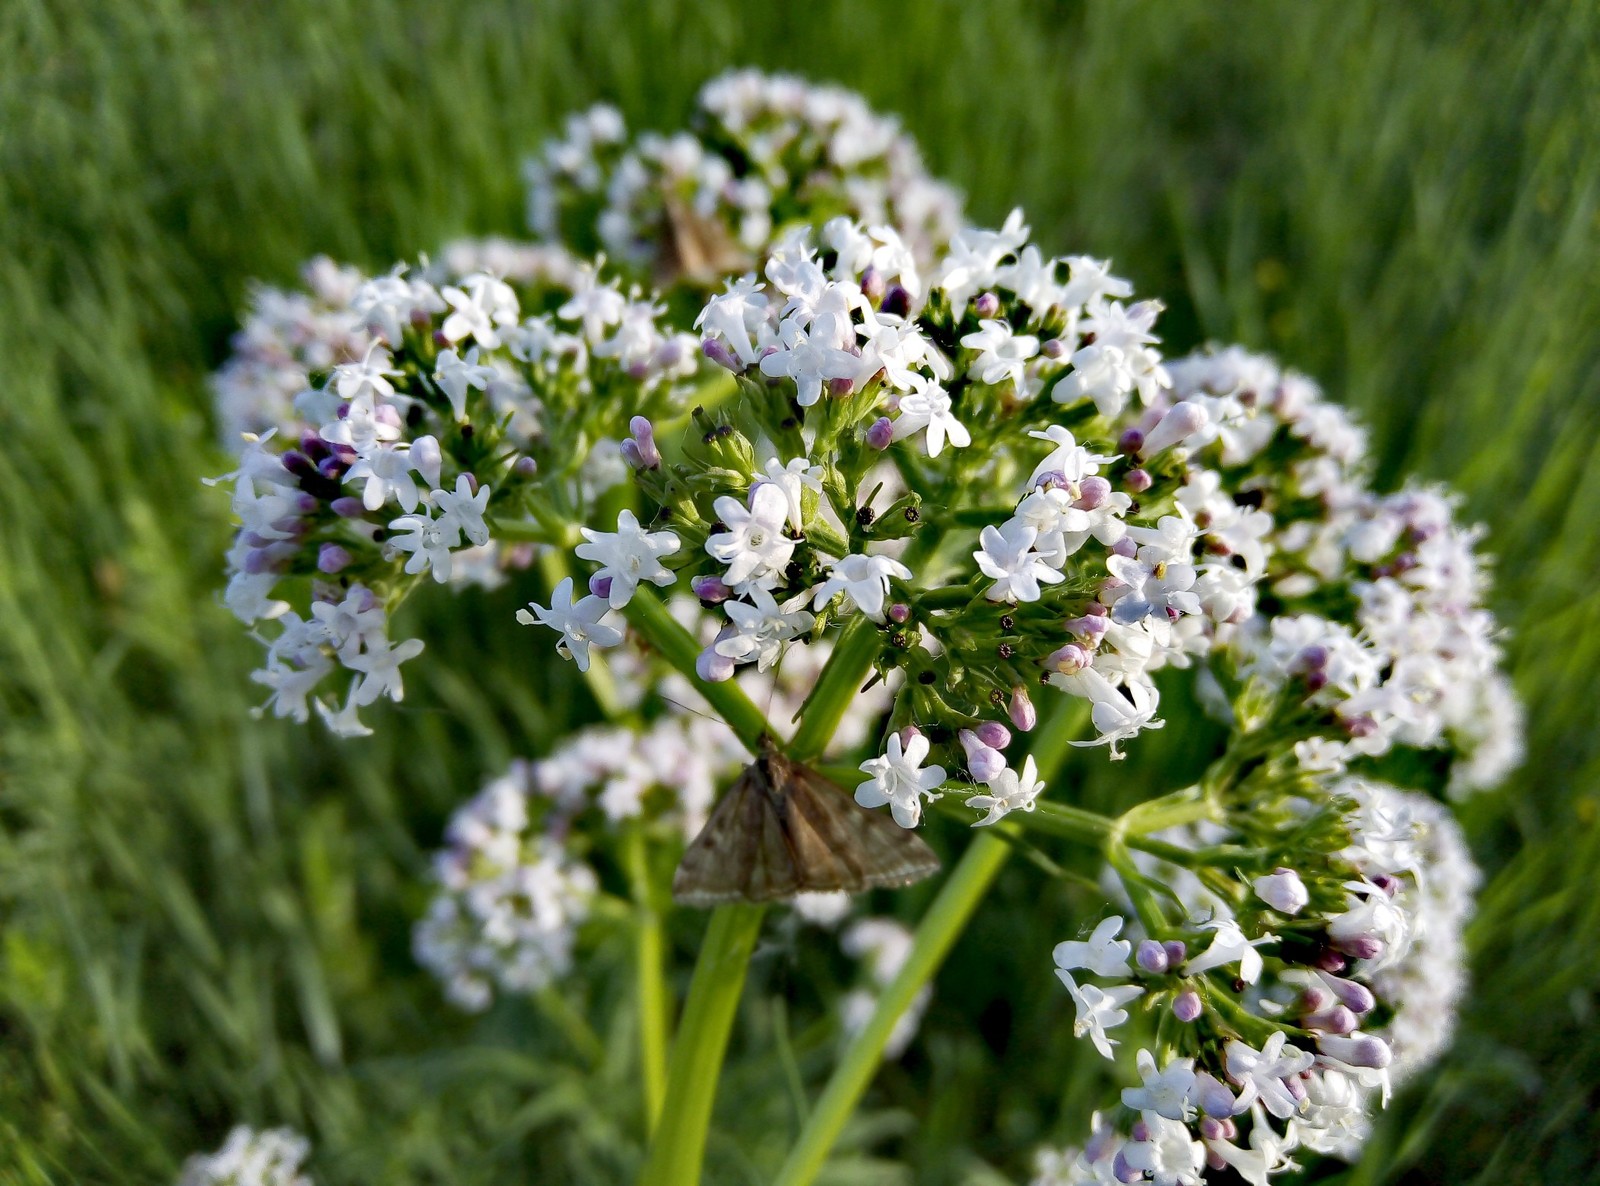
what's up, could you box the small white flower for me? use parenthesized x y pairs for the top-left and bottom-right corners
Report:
(516, 577), (624, 672)
(441, 273), (519, 348)
(755, 456), (823, 531)
(975, 519), (1065, 603)
(433, 474), (492, 547)
(1106, 553), (1201, 625)
(1056, 970), (1141, 1059)
(1252, 868), (1310, 915)
(758, 316), (860, 406)
(1185, 918), (1275, 985)
(960, 318), (1039, 389)
(576, 509), (681, 609)
(1121, 1049), (1198, 1122)
(1053, 915), (1133, 977)
(1224, 1032), (1315, 1120)
(856, 732), (947, 828)
(1060, 670), (1164, 760)
(388, 507), (461, 582)
(707, 484), (796, 590)
(348, 635), (427, 706)
(1027, 425), (1117, 486)
(433, 346), (496, 420)
(332, 343), (400, 403)
(1121, 1115), (1205, 1186)
(714, 588), (815, 671)
(890, 376), (970, 458)
(345, 443), (420, 512)
(967, 754), (1045, 826)
(813, 552), (913, 621)
(695, 275), (769, 365)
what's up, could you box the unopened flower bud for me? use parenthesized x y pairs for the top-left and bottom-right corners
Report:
(628, 416), (662, 468)
(860, 266), (886, 304)
(1141, 401), (1209, 456)
(1198, 1117), (1226, 1141)
(513, 455), (539, 478)
(331, 496), (366, 518)
(1042, 338), (1067, 359)
(1305, 1005), (1358, 1034)
(1163, 940), (1188, 966)
(696, 644), (736, 682)
(1173, 989), (1202, 1022)
(1008, 687), (1037, 732)
(702, 337), (743, 373)
(620, 439), (646, 469)
(1314, 948), (1348, 974)
(828, 376), (854, 397)
(882, 284), (911, 318)
(1117, 428), (1145, 456)
(316, 543), (353, 574)
(1111, 1149), (1140, 1185)
(1077, 476), (1111, 509)
(691, 574), (732, 604)
(1371, 873), (1403, 897)
(411, 435), (442, 488)
(1252, 868), (1309, 915)
(866, 416), (894, 450)
(589, 575), (614, 600)
(1331, 933), (1385, 961)
(974, 721), (1011, 750)
(966, 745), (1007, 784)
(898, 725), (923, 749)
(1193, 1070), (1236, 1118)
(887, 602), (911, 624)
(1136, 939), (1169, 974)
(975, 291), (1001, 318)
(374, 404), (403, 430)
(1129, 1119), (1150, 1144)
(1046, 643), (1092, 674)
(1124, 468), (1153, 494)
(1317, 1033), (1392, 1069)
(1317, 971), (1376, 1013)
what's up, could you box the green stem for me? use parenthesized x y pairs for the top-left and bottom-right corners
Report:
(622, 587), (773, 752)
(637, 904), (766, 1186)
(534, 985), (605, 1067)
(787, 614), (880, 761)
(624, 825), (668, 1132)
(770, 833), (1012, 1186)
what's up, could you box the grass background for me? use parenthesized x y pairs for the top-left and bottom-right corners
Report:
(3, 1), (1598, 1182)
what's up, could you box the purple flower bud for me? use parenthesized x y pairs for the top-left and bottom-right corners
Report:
(1198, 1117), (1226, 1141)
(1252, 868), (1309, 915)
(1332, 933), (1385, 961)
(1042, 338), (1067, 359)
(281, 450), (317, 479)
(1046, 642), (1092, 674)
(1111, 536), (1138, 558)
(1129, 1119), (1150, 1144)
(316, 543), (353, 574)
(241, 548), (275, 575)
(331, 496), (366, 519)
(620, 439), (646, 469)
(1173, 989), (1202, 1022)
(898, 725), (923, 749)
(1314, 948), (1348, 974)
(1111, 1149), (1140, 1185)
(269, 515), (309, 537)
(1117, 428), (1145, 456)
(1317, 1033), (1392, 1069)
(1141, 401), (1209, 456)
(860, 266), (886, 304)
(1136, 939), (1169, 974)
(975, 721), (1011, 750)
(513, 455), (539, 479)
(299, 431), (331, 461)
(589, 574), (614, 600)
(866, 416), (894, 450)
(628, 416), (662, 468)
(1065, 613), (1110, 640)
(1285, 1075), (1308, 1104)
(888, 602), (911, 624)
(1371, 873), (1403, 897)
(1345, 714), (1380, 739)
(1077, 476), (1111, 509)
(968, 746), (1007, 783)
(1163, 939), (1188, 966)
(1301, 983), (1334, 1014)
(691, 574), (732, 604)
(696, 645), (736, 682)
(702, 337), (743, 373)
(1124, 467), (1153, 494)
(1305, 1005), (1358, 1035)
(1008, 687), (1037, 732)
(1317, 971), (1376, 1014)
(316, 455), (346, 480)
(828, 375), (854, 397)
(975, 291), (1001, 318)
(882, 284), (911, 318)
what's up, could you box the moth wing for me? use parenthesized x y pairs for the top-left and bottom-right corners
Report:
(661, 196), (750, 286)
(744, 767), (805, 901)
(774, 761), (873, 894)
(672, 768), (760, 907)
(782, 758), (941, 891)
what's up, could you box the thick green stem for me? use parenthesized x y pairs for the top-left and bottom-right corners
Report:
(636, 904), (766, 1186)
(622, 587), (773, 752)
(788, 614), (881, 760)
(624, 825), (668, 1132)
(770, 833), (1011, 1186)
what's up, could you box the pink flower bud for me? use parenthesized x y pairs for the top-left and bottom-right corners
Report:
(696, 644), (736, 682)
(1008, 687), (1037, 732)
(975, 291), (1001, 318)
(1317, 1033), (1392, 1069)
(702, 338), (743, 373)
(1046, 643), (1092, 674)
(887, 602), (911, 624)
(1141, 401), (1209, 456)
(1124, 468), (1153, 494)
(513, 455), (539, 478)
(691, 574), (732, 604)
(975, 721), (1011, 750)
(316, 543), (353, 574)
(1077, 476), (1111, 509)
(1118, 428), (1145, 455)
(1136, 939), (1169, 974)
(1172, 989), (1203, 1022)
(866, 417), (894, 450)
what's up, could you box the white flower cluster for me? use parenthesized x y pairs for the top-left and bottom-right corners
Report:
(1034, 766), (1481, 1184)
(215, 251), (706, 736)
(413, 761), (600, 1012)
(177, 1126), (313, 1186)
(525, 70), (962, 283)
(839, 917), (930, 1059)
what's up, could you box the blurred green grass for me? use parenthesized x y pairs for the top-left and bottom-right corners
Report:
(2, 1), (1598, 1182)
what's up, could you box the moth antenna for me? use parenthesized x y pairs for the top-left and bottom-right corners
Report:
(662, 695), (725, 727)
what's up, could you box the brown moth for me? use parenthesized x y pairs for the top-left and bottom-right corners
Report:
(672, 743), (941, 906)
(658, 195), (753, 287)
